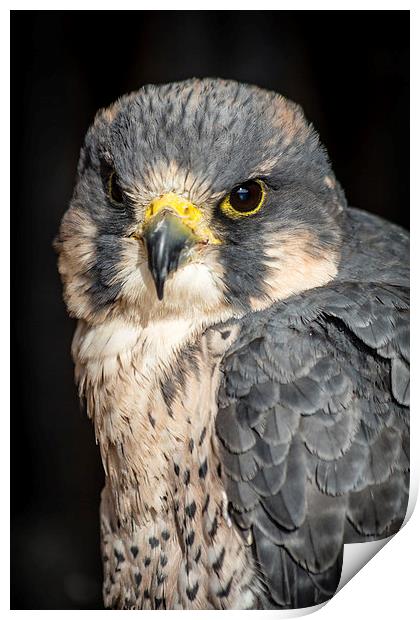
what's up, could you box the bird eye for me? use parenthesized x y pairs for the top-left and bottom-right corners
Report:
(220, 179), (266, 218)
(107, 171), (125, 205)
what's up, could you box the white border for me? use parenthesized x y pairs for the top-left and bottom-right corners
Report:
(4, 5), (416, 618)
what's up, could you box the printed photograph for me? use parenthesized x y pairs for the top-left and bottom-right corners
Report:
(11, 9), (409, 610)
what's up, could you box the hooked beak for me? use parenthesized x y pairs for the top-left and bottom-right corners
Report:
(139, 193), (220, 300)
(143, 211), (198, 300)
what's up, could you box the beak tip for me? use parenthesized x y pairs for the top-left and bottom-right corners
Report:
(155, 278), (165, 301)
(144, 211), (196, 303)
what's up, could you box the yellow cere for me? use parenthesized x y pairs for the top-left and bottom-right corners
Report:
(144, 192), (221, 245)
(220, 179), (266, 219)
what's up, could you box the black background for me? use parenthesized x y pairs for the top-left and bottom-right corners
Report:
(11, 10), (409, 609)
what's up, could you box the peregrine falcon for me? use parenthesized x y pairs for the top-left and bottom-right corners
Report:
(55, 78), (409, 610)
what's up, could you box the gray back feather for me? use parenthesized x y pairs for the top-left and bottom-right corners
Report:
(215, 208), (409, 608)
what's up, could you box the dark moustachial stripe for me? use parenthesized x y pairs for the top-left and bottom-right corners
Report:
(88, 208), (135, 311)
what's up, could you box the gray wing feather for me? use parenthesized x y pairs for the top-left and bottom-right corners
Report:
(216, 274), (409, 609)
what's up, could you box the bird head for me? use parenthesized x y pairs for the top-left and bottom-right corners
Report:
(55, 78), (345, 325)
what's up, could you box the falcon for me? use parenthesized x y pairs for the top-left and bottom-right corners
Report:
(55, 78), (410, 610)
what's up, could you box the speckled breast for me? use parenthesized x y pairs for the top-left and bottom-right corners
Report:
(75, 320), (258, 609)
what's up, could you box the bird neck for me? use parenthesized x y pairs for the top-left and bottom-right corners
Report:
(72, 314), (239, 529)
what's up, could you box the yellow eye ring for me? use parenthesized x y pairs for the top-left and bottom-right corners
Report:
(220, 179), (266, 219)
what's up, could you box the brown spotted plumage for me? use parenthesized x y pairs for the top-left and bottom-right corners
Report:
(56, 79), (409, 609)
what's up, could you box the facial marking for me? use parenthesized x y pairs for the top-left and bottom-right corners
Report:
(249, 231), (339, 311)
(56, 78), (345, 325)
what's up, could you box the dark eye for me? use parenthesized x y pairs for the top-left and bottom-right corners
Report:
(108, 171), (125, 205)
(220, 179), (266, 218)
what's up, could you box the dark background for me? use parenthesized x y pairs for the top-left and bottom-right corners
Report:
(11, 10), (409, 609)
